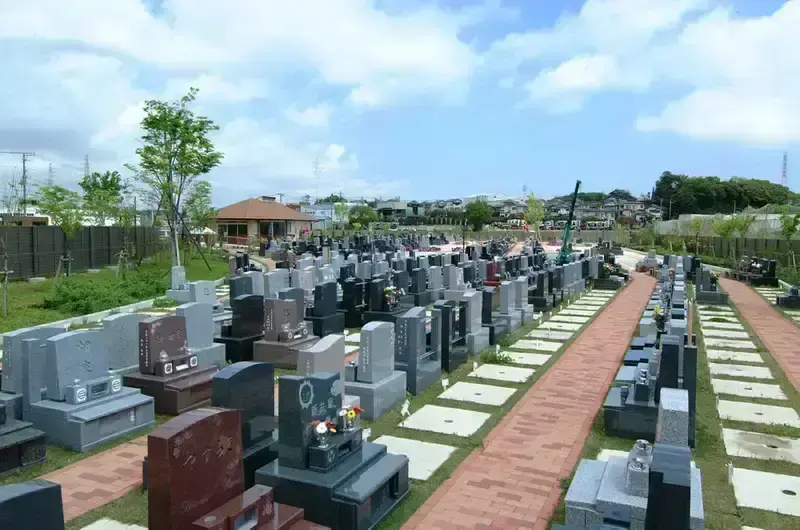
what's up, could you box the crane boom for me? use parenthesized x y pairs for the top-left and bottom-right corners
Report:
(556, 180), (581, 266)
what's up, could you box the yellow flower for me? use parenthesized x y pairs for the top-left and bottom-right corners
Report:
(346, 409), (356, 420)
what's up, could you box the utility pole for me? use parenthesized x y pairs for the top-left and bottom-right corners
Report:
(0, 151), (35, 215)
(312, 156), (324, 204)
(782, 151), (788, 188)
(47, 163), (54, 186)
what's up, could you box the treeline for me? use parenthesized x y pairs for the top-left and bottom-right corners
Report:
(652, 171), (797, 217)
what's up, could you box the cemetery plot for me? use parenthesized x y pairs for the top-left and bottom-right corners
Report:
(752, 285), (800, 327)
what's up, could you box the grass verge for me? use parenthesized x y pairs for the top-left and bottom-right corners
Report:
(64, 287), (625, 530)
(1, 251), (228, 335)
(551, 288), (800, 530)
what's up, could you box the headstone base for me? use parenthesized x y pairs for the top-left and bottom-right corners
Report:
(305, 312), (346, 338)
(255, 441), (410, 530)
(411, 290), (433, 307)
(242, 435), (279, 490)
(483, 321), (508, 345)
(750, 276), (779, 287)
(530, 296), (553, 312)
(28, 387), (155, 451)
(165, 289), (192, 303)
(396, 359), (440, 396)
(214, 333), (263, 363)
(0, 393), (22, 422)
(623, 349), (652, 366)
(593, 277), (624, 291)
(192, 343), (227, 370)
(777, 294), (800, 309)
(338, 308), (365, 329)
(467, 328), (491, 354)
(363, 305), (412, 326)
(123, 366), (216, 416)
(494, 311), (522, 333)
(0, 418), (47, 474)
(252, 336), (321, 370)
(696, 290), (729, 305)
(603, 387), (696, 449)
(442, 345), (468, 373)
(519, 304), (536, 326)
(344, 371), (407, 420)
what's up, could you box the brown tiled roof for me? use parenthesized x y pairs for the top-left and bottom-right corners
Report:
(214, 198), (315, 221)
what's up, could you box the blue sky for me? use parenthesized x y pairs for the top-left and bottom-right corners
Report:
(0, 0), (798, 206)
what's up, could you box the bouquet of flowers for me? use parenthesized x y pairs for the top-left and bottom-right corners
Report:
(711, 272), (719, 286)
(384, 285), (399, 306)
(338, 406), (364, 431)
(311, 420), (337, 448)
(668, 268), (675, 281)
(653, 304), (666, 332)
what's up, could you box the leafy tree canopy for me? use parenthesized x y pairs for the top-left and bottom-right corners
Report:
(317, 193), (347, 204)
(465, 200), (493, 231)
(652, 171), (797, 217)
(348, 204), (377, 227)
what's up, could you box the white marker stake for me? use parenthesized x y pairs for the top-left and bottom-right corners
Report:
(401, 399), (410, 418)
(441, 378), (449, 390)
(473, 361), (479, 371)
(344, 329), (349, 336)
(495, 344), (500, 355)
(362, 428), (372, 442)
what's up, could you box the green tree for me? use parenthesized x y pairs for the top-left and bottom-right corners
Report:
(333, 202), (350, 230)
(80, 170), (126, 226)
(125, 87), (223, 268)
(689, 217), (704, 253)
(524, 192), (545, 239)
(35, 185), (84, 277)
(465, 200), (493, 231)
(317, 193), (347, 204)
(348, 205), (377, 227)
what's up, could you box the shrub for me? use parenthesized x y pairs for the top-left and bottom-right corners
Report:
(43, 270), (166, 315)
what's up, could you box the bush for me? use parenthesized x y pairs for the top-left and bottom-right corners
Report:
(43, 270), (167, 315)
(778, 264), (800, 286)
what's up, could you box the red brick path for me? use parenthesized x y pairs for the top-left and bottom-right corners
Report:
(720, 278), (800, 392)
(402, 273), (656, 530)
(42, 436), (148, 521)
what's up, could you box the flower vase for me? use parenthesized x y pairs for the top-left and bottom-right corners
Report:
(316, 431), (330, 448)
(344, 417), (356, 431)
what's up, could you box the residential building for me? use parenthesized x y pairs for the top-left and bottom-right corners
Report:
(214, 195), (315, 244)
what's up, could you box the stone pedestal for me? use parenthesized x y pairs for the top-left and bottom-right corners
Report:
(466, 327), (491, 354)
(214, 333), (262, 363)
(530, 295), (553, 312)
(252, 335), (320, 370)
(305, 312), (345, 338)
(363, 305), (411, 326)
(0, 403), (47, 475)
(411, 290), (432, 307)
(344, 370), (407, 421)
(123, 366), (216, 416)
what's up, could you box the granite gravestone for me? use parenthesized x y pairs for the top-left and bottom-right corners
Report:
(124, 315), (218, 416)
(0, 390), (47, 475)
(340, 278), (367, 328)
(253, 298), (318, 369)
(211, 362), (278, 489)
(175, 302), (226, 369)
(255, 372), (410, 529)
(395, 306), (441, 395)
(305, 281), (345, 337)
(434, 299), (468, 373)
(0, 479), (64, 530)
(148, 407), (309, 530)
(20, 329), (154, 452)
(344, 322), (407, 420)
(103, 313), (147, 376)
(214, 294), (265, 363)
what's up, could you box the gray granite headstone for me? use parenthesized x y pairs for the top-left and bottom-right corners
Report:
(358, 322), (395, 384)
(102, 313), (146, 373)
(170, 266), (186, 290)
(2, 327), (65, 394)
(176, 302), (214, 350)
(189, 281), (216, 304)
(244, 270), (264, 296)
(45, 329), (110, 401)
(296, 334), (346, 394)
(656, 388), (690, 446)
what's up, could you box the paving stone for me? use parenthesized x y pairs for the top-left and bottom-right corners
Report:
(527, 329), (573, 341)
(81, 520), (147, 530)
(345, 332), (361, 344)
(711, 379), (787, 400)
(558, 309), (597, 317)
(508, 339), (562, 352)
(549, 315), (590, 324)
(730, 467), (800, 516)
(709, 363), (773, 380)
(703, 337), (757, 350)
(439, 381), (517, 406)
(400, 404), (491, 437)
(469, 363), (535, 383)
(722, 428), (800, 464)
(702, 328), (752, 340)
(700, 321), (745, 330)
(706, 350), (764, 364)
(539, 321), (583, 331)
(344, 344), (359, 354)
(718, 400), (800, 428)
(698, 314), (740, 324)
(506, 351), (552, 366)
(595, 449), (628, 461)
(373, 435), (456, 480)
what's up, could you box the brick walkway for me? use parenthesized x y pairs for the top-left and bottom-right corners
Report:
(42, 436), (148, 521)
(402, 273), (656, 530)
(720, 277), (800, 392)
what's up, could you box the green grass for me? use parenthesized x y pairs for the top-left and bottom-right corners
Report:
(0, 415), (172, 487)
(551, 283), (800, 530)
(65, 288), (624, 530)
(1, 252), (228, 335)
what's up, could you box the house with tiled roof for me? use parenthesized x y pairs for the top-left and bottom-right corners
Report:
(213, 195), (315, 244)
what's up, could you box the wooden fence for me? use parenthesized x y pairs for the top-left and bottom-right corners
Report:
(0, 226), (161, 280)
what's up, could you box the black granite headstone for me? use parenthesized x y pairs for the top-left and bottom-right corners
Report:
(0, 480), (64, 530)
(231, 294), (265, 337)
(644, 443), (692, 530)
(313, 281), (338, 318)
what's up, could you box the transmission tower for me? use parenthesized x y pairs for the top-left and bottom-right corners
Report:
(312, 156), (324, 203)
(84, 154), (90, 177)
(782, 151), (788, 188)
(0, 151), (35, 215)
(47, 163), (54, 186)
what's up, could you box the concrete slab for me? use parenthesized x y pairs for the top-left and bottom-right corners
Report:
(718, 401), (800, 428)
(438, 381), (516, 406)
(373, 435), (456, 480)
(731, 467), (800, 517)
(469, 364), (535, 383)
(400, 404), (490, 437)
(706, 350), (764, 364)
(722, 429), (800, 464)
(506, 351), (552, 366)
(711, 379), (787, 400)
(709, 363), (773, 380)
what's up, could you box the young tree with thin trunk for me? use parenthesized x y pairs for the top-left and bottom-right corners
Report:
(524, 192), (545, 240)
(126, 88), (223, 267)
(35, 185), (83, 278)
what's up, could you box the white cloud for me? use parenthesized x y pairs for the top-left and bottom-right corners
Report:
(489, 0), (800, 146)
(285, 103), (334, 128)
(0, 0), (489, 198)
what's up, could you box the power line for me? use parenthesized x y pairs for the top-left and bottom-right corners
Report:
(0, 151), (35, 215)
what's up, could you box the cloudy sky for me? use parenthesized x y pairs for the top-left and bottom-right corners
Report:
(0, 0), (797, 206)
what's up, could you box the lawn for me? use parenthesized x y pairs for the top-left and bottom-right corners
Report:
(550, 284), (800, 530)
(1, 250), (229, 335)
(63, 286), (624, 530)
